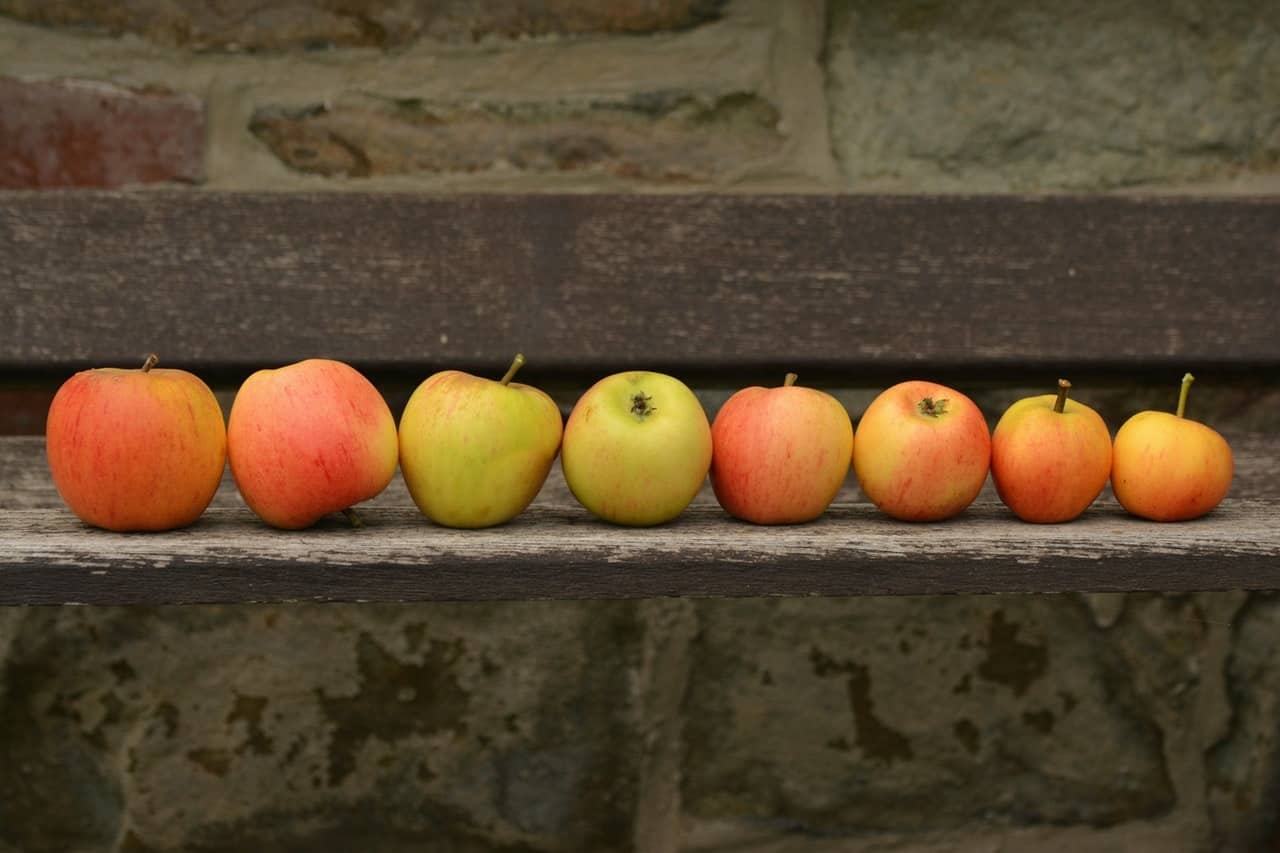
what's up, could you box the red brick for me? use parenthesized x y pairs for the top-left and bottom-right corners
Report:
(0, 78), (204, 189)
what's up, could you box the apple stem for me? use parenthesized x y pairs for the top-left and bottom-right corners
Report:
(141, 353), (159, 373)
(784, 372), (798, 387)
(340, 507), (364, 528)
(1053, 378), (1071, 414)
(500, 353), (526, 386)
(630, 393), (655, 418)
(1177, 372), (1195, 419)
(918, 397), (949, 418)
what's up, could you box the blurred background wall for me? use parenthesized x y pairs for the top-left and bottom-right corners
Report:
(3, 0), (1277, 194)
(2, 2), (1279, 851)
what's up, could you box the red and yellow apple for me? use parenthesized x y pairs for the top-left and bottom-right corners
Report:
(1112, 373), (1232, 521)
(711, 373), (853, 524)
(990, 379), (1112, 523)
(45, 353), (226, 531)
(399, 354), (563, 528)
(561, 371), (711, 526)
(228, 358), (397, 529)
(853, 380), (990, 522)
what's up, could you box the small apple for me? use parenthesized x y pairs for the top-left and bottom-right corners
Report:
(561, 371), (711, 526)
(1111, 373), (1232, 521)
(45, 353), (226, 531)
(853, 380), (991, 522)
(227, 358), (397, 529)
(711, 372), (853, 524)
(399, 354), (563, 528)
(990, 379), (1112, 523)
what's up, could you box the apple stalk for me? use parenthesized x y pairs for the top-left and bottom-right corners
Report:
(1053, 378), (1072, 414)
(1177, 372), (1194, 418)
(500, 353), (526, 386)
(142, 353), (159, 373)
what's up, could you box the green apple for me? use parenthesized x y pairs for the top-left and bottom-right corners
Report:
(1112, 373), (1233, 521)
(399, 354), (563, 528)
(561, 371), (712, 526)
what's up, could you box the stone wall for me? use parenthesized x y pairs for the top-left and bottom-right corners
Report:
(2, 0), (1277, 192)
(5, 582), (1280, 851)
(3, 1), (1280, 851)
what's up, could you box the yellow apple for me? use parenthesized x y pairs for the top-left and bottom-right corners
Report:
(1112, 373), (1232, 521)
(561, 371), (711, 526)
(228, 358), (397, 529)
(853, 380), (990, 521)
(991, 379), (1112, 523)
(711, 373), (853, 524)
(45, 354), (226, 531)
(398, 354), (563, 528)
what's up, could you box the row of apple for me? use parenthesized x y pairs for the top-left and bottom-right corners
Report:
(44, 355), (1233, 533)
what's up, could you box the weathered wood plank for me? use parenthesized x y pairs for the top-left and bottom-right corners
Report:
(3, 192), (1278, 374)
(2, 432), (1278, 605)
(1, 500), (1277, 604)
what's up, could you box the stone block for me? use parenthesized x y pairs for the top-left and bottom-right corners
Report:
(682, 596), (1174, 837)
(0, 0), (725, 51)
(248, 92), (782, 182)
(825, 0), (1280, 190)
(0, 602), (649, 852)
(1208, 593), (1280, 850)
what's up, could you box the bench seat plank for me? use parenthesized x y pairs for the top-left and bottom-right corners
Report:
(2, 502), (1277, 604)
(3, 434), (1277, 605)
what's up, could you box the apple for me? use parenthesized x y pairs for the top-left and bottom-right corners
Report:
(45, 353), (226, 531)
(1111, 373), (1232, 521)
(853, 380), (991, 521)
(399, 354), (563, 528)
(990, 379), (1112, 523)
(710, 372), (853, 524)
(227, 358), (397, 529)
(561, 371), (711, 526)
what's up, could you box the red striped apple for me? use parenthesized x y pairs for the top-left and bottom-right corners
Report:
(561, 371), (711, 526)
(1112, 373), (1232, 521)
(399, 354), (563, 528)
(45, 354), (226, 531)
(711, 373), (853, 524)
(853, 380), (990, 522)
(991, 379), (1112, 523)
(228, 358), (397, 529)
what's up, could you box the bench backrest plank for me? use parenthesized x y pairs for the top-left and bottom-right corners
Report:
(3, 192), (1277, 376)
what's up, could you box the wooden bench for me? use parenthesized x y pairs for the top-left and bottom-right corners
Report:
(1, 191), (1278, 606)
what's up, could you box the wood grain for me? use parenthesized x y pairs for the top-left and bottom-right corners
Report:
(3, 433), (1278, 605)
(2, 501), (1277, 604)
(3, 192), (1277, 375)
